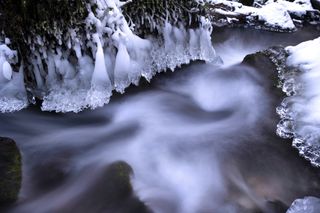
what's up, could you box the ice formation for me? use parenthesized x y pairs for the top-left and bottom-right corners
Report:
(277, 37), (320, 166)
(0, 0), (218, 113)
(287, 197), (320, 213)
(0, 0), (319, 113)
(0, 41), (28, 113)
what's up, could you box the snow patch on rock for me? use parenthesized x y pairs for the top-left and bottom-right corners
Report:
(199, 0), (318, 31)
(277, 37), (320, 166)
(287, 197), (320, 213)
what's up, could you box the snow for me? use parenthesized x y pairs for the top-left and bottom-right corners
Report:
(277, 0), (314, 16)
(257, 2), (296, 30)
(287, 197), (320, 213)
(277, 37), (320, 166)
(199, 0), (317, 31)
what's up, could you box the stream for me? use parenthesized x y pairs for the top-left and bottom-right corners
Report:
(1, 26), (320, 213)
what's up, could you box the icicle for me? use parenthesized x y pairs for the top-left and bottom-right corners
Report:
(199, 17), (216, 62)
(173, 26), (189, 65)
(114, 42), (131, 93)
(32, 62), (44, 89)
(163, 22), (174, 52)
(91, 34), (112, 90)
(46, 52), (58, 87)
(189, 29), (200, 60)
(2, 61), (13, 81)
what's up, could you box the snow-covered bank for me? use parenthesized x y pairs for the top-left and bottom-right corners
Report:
(200, 0), (320, 31)
(277, 37), (320, 166)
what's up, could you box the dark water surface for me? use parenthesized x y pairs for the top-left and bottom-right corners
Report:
(1, 27), (320, 213)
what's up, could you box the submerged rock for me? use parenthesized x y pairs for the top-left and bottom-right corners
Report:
(13, 160), (152, 213)
(63, 161), (152, 213)
(0, 137), (21, 204)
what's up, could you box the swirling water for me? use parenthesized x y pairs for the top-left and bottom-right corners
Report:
(0, 27), (320, 213)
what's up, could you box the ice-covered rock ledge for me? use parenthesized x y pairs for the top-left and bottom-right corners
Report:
(277, 37), (320, 167)
(0, 0), (218, 113)
(0, 0), (319, 113)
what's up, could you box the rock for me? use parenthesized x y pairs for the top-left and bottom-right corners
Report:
(83, 161), (152, 213)
(240, 0), (254, 6)
(266, 200), (288, 213)
(311, 0), (320, 10)
(242, 46), (288, 101)
(0, 137), (21, 204)
(54, 161), (152, 213)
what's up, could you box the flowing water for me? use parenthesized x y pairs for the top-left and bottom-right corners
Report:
(1, 27), (320, 213)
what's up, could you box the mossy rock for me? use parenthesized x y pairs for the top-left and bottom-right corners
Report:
(96, 161), (152, 213)
(0, 137), (22, 204)
(58, 161), (151, 213)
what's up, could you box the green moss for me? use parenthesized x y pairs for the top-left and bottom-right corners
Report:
(0, 137), (22, 204)
(106, 161), (133, 194)
(123, 0), (205, 35)
(0, 0), (88, 60)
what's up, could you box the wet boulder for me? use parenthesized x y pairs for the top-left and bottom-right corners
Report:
(55, 161), (152, 213)
(0, 137), (22, 204)
(311, 0), (320, 10)
(242, 46), (287, 101)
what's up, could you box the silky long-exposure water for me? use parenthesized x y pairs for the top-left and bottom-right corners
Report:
(1, 27), (320, 213)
